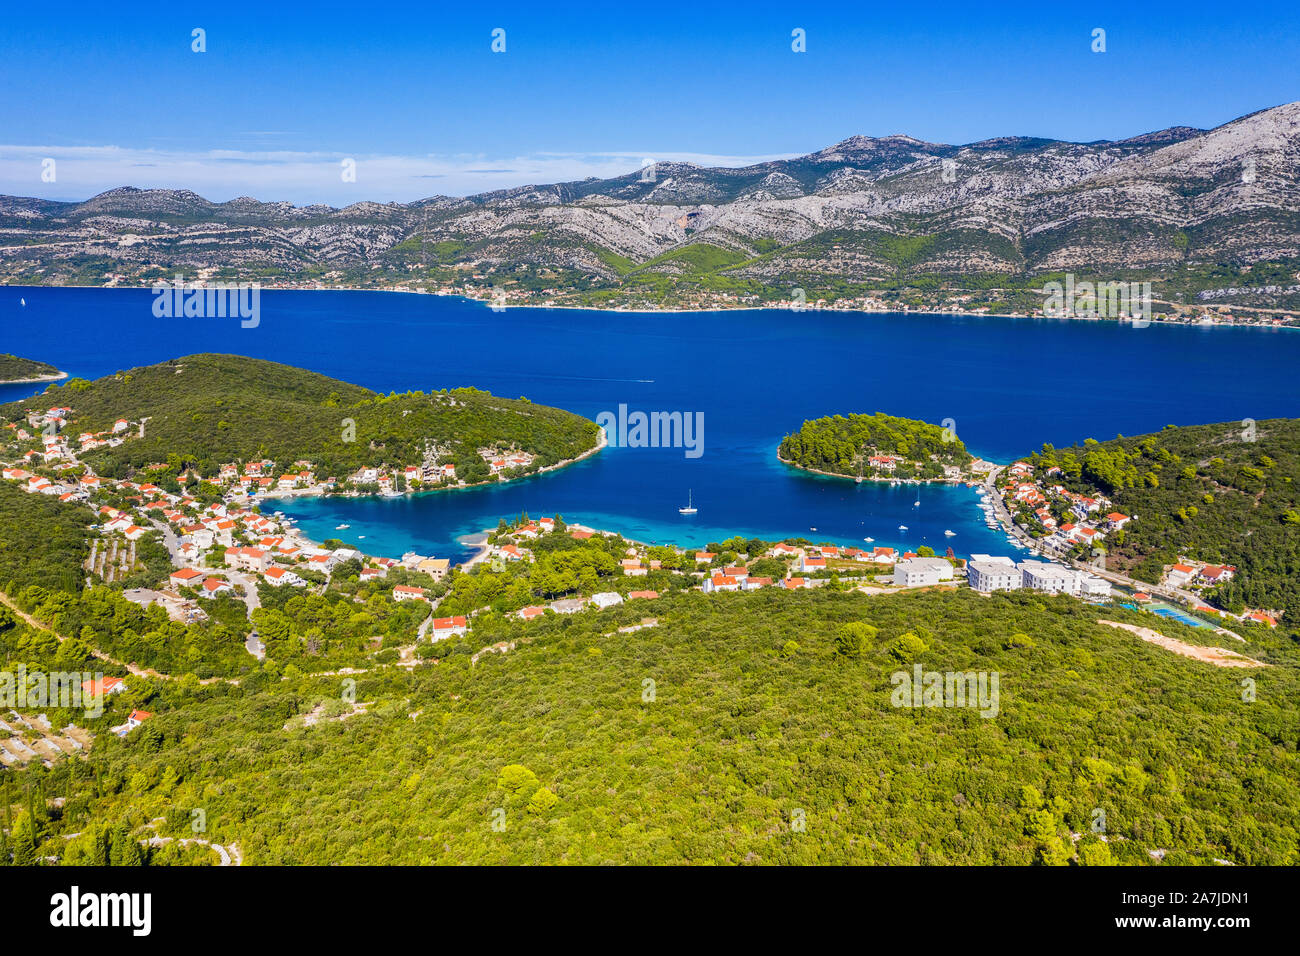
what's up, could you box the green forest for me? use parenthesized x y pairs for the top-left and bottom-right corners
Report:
(1030, 417), (1300, 619)
(0, 353), (600, 483)
(3, 587), (1297, 865)
(779, 412), (973, 480)
(0, 481), (91, 595)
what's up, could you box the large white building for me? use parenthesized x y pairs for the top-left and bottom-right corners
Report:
(1014, 561), (1110, 598)
(968, 560), (1022, 593)
(1018, 561), (1079, 595)
(893, 558), (955, 588)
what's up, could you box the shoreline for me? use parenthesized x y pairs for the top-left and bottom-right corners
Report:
(776, 450), (994, 486)
(258, 426), (607, 506)
(8, 282), (1298, 328)
(0, 370), (67, 385)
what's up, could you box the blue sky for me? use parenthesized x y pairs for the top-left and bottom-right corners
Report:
(2, 0), (1297, 203)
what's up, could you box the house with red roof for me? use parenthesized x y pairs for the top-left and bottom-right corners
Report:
(224, 546), (269, 573)
(264, 566), (306, 587)
(431, 616), (469, 639)
(703, 573), (740, 593)
(80, 676), (126, 698)
(169, 567), (205, 588)
(1198, 565), (1234, 585)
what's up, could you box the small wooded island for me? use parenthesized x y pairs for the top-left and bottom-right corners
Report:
(0, 352), (66, 384)
(778, 412), (977, 482)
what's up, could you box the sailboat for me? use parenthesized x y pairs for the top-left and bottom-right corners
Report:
(19, 297), (25, 307)
(678, 490), (697, 515)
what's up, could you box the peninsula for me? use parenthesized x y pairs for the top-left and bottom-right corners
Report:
(0, 352), (66, 385)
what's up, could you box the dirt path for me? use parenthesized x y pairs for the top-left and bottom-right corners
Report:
(3, 589), (429, 689)
(0, 590), (239, 685)
(1097, 619), (1265, 668)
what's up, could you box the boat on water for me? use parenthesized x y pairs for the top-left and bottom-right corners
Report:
(898, 524), (908, 531)
(335, 524), (350, 530)
(913, 500), (920, 507)
(864, 537), (875, 543)
(678, 489), (697, 515)
(944, 529), (956, 537)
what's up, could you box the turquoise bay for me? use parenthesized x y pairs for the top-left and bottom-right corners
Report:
(3, 287), (1297, 562)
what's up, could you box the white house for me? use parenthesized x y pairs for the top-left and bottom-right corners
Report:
(893, 558), (954, 588)
(264, 566), (306, 587)
(199, 578), (234, 599)
(1019, 561), (1078, 595)
(590, 592), (624, 609)
(169, 567), (206, 589)
(430, 616), (469, 640)
(703, 573), (741, 593)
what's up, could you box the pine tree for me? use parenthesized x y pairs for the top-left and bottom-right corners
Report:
(11, 813), (37, 866)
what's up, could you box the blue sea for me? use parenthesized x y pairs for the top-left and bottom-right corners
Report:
(3, 287), (1297, 562)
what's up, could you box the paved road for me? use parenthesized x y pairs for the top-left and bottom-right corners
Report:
(150, 517), (264, 657)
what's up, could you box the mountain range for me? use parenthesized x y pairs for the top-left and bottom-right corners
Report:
(4, 102), (1299, 312)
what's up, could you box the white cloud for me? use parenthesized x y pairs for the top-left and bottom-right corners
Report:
(0, 144), (798, 206)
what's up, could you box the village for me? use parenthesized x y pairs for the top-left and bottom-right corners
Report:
(993, 458), (1277, 629)
(1, 395), (1275, 677)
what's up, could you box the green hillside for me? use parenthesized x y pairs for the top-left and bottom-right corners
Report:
(8, 588), (1299, 865)
(779, 412), (973, 479)
(1029, 417), (1300, 618)
(1, 353), (600, 482)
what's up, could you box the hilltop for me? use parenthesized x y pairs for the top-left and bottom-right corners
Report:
(3, 103), (1300, 315)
